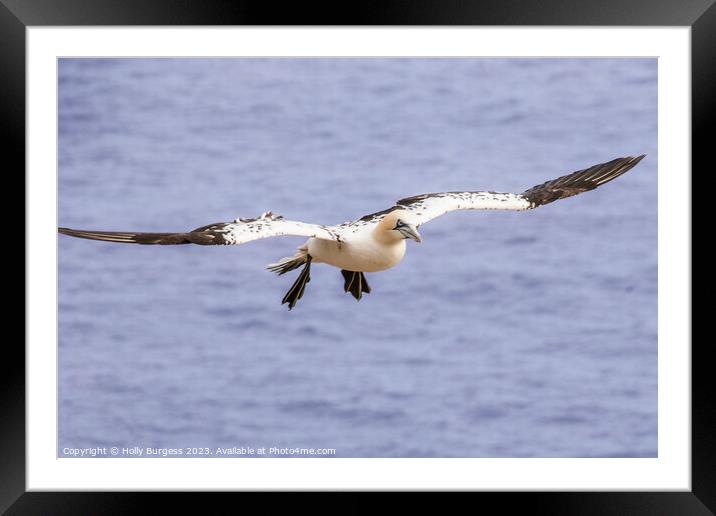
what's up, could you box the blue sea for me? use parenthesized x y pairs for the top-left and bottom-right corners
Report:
(58, 58), (657, 458)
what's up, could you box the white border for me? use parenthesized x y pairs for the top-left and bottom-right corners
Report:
(27, 27), (691, 490)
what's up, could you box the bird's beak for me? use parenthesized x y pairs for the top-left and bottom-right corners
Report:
(398, 225), (422, 243)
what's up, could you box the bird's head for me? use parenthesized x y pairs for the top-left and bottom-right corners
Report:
(376, 209), (422, 243)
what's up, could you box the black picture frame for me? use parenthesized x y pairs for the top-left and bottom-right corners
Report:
(6, 0), (707, 512)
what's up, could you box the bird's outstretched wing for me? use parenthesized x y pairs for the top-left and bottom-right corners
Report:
(58, 211), (340, 245)
(380, 155), (645, 227)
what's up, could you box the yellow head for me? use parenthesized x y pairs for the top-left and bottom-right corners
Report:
(374, 209), (422, 244)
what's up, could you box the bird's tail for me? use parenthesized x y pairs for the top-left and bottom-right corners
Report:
(266, 245), (309, 275)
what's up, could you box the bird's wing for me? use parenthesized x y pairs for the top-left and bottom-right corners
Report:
(380, 155), (645, 226)
(58, 211), (341, 245)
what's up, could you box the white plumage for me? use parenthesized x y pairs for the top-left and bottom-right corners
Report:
(59, 155), (645, 309)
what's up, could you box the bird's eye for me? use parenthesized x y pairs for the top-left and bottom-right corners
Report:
(394, 219), (406, 230)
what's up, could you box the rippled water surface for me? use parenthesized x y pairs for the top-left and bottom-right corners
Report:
(58, 58), (657, 457)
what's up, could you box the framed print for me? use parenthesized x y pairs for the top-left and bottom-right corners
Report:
(8, 0), (708, 512)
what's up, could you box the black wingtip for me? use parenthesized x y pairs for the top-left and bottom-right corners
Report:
(522, 154), (646, 208)
(58, 226), (194, 245)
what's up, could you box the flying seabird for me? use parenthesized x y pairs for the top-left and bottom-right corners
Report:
(59, 155), (645, 309)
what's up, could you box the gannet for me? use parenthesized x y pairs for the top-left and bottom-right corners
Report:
(59, 155), (645, 309)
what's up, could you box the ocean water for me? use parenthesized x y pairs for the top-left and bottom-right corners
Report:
(58, 58), (657, 458)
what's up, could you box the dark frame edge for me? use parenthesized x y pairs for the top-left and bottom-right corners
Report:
(1, 0), (715, 26)
(7, 0), (711, 513)
(692, 0), (716, 513)
(0, 0), (26, 514)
